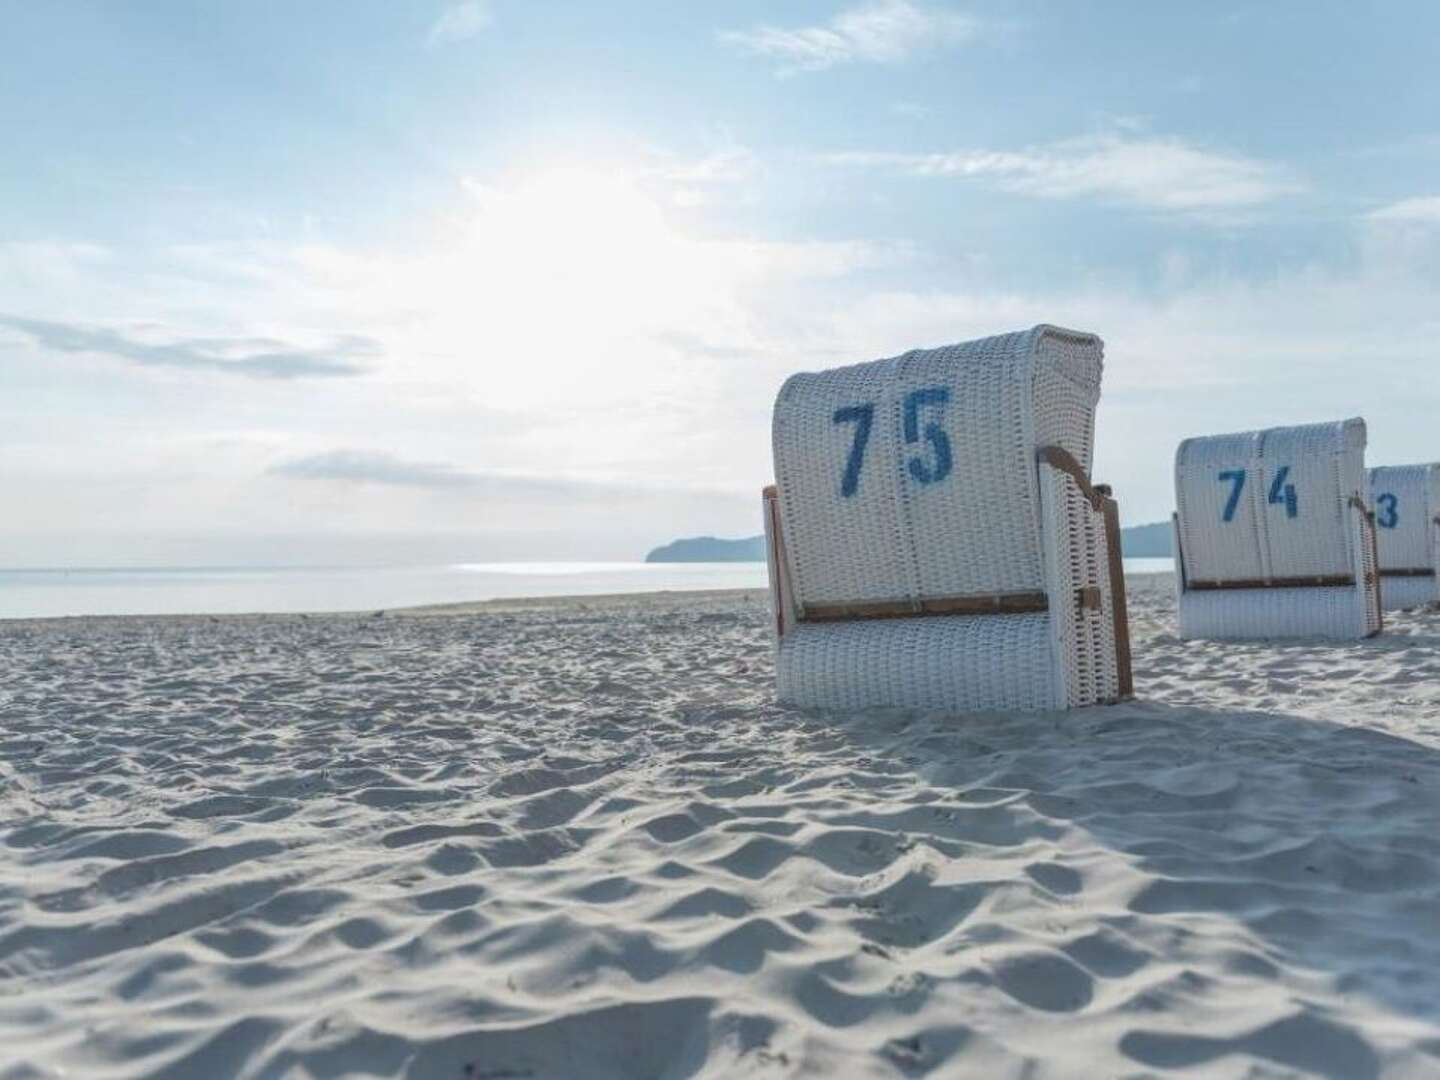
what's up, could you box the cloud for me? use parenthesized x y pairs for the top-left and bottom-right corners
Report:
(1366, 195), (1440, 224)
(16, 155), (1437, 547)
(826, 133), (1299, 211)
(271, 449), (491, 491)
(0, 241), (112, 281)
(427, 0), (492, 46)
(267, 449), (725, 506)
(721, 0), (979, 74)
(657, 146), (759, 187)
(0, 314), (374, 379)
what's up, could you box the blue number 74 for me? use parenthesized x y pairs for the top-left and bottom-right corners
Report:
(1218, 466), (1298, 521)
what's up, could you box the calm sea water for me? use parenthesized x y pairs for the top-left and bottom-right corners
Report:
(0, 559), (1175, 620)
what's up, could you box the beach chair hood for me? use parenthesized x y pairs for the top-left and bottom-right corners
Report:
(1173, 418), (1382, 640)
(1368, 463), (1440, 610)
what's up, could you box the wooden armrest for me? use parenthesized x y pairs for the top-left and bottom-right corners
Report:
(1038, 445), (1133, 700)
(1037, 446), (1104, 511)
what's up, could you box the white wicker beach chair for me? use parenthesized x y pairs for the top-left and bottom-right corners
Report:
(1173, 419), (1382, 640)
(1369, 463), (1440, 610)
(761, 325), (1132, 713)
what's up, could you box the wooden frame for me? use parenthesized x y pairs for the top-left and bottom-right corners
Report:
(1175, 493), (1383, 637)
(761, 444), (1135, 701)
(1094, 481), (1135, 700)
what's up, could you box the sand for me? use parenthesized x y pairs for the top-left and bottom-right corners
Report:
(2, 573), (1439, 1078)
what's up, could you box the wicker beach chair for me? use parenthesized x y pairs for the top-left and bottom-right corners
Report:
(1368, 463), (1440, 610)
(1173, 419), (1382, 640)
(761, 325), (1132, 713)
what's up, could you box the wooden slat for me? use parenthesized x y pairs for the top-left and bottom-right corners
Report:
(799, 586), (1111, 623)
(1186, 575), (1356, 591)
(1381, 568), (1435, 578)
(800, 591), (1051, 622)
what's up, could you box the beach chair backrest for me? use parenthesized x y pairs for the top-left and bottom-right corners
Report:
(1175, 419), (1367, 585)
(1369, 463), (1440, 574)
(771, 325), (1102, 612)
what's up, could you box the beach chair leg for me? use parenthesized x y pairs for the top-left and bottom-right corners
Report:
(1097, 489), (1134, 700)
(1349, 494), (1384, 638)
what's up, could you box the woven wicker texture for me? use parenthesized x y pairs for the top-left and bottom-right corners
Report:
(776, 615), (1059, 713)
(769, 325), (1118, 712)
(1369, 463), (1440, 609)
(1176, 585), (1374, 640)
(1376, 574), (1436, 611)
(1175, 419), (1379, 640)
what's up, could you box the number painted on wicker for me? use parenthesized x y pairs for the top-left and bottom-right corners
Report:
(1376, 492), (1399, 529)
(1217, 466), (1301, 522)
(903, 386), (953, 485)
(1219, 469), (1247, 522)
(1267, 466), (1298, 519)
(832, 403), (875, 497)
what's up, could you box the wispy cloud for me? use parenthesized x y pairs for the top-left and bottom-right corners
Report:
(427, 0), (492, 46)
(658, 146), (758, 187)
(268, 449), (688, 504)
(721, 0), (979, 74)
(0, 315), (375, 379)
(271, 449), (489, 491)
(618, 144), (763, 209)
(1366, 195), (1440, 224)
(826, 133), (1300, 211)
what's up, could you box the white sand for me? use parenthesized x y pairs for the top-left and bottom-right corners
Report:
(2, 573), (1439, 1078)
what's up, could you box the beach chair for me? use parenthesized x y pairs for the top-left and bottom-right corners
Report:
(1173, 418), (1382, 640)
(762, 325), (1132, 713)
(1369, 463), (1440, 610)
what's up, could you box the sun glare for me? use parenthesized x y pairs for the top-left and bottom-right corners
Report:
(361, 161), (750, 425)
(463, 166), (697, 329)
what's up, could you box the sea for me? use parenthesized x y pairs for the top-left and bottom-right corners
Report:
(0, 559), (1176, 620)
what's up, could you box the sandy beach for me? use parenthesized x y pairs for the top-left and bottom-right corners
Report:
(2, 572), (1439, 1078)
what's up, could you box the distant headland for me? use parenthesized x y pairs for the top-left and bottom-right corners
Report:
(645, 535), (768, 562)
(646, 520), (1174, 562)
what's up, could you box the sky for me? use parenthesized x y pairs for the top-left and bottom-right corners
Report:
(3, 0), (1440, 566)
